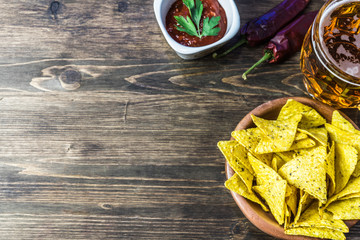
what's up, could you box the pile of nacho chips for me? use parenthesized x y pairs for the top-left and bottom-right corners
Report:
(218, 99), (360, 240)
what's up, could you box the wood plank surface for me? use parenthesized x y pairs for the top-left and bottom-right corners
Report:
(0, 0), (358, 239)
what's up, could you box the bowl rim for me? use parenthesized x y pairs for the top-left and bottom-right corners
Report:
(153, 0), (240, 56)
(225, 96), (359, 240)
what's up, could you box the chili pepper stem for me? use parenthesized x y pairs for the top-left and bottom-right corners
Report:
(212, 37), (247, 59)
(242, 52), (273, 80)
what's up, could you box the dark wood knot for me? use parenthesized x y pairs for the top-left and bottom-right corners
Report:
(50, 1), (60, 15)
(118, 1), (128, 12)
(60, 69), (81, 84)
(231, 221), (244, 234)
(59, 69), (82, 90)
(102, 204), (112, 209)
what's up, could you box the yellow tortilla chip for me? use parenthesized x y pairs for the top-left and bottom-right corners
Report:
(231, 128), (273, 166)
(291, 202), (349, 232)
(339, 192), (360, 201)
(327, 197), (360, 220)
(277, 99), (326, 128)
(288, 138), (316, 150)
(285, 226), (346, 240)
(248, 153), (287, 225)
(285, 184), (295, 197)
(352, 158), (360, 177)
(334, 143), (358, 194)
(252, 114), (302, 154)
(294, 191), (312, 224)
(332, 110), (357, 133)
(279, 146), (327, 203)
(253, 153), (273, 166)
(325, 142), (336, 197)
(295, 131), (308, 141)
(218, 141), (254, 192)
(298, 127), (328, 146)
(331, 111), (360, 177)
(286, 185), (298, 216)
(322, 176), (360, 210)
(253, 181), (287, 225)
(217, 140), (254, 173)
(271, 155), (278, 172)
(275, 151), (295, 163)
(225, 174), (269, 212)
(325, 123), (360, 148)
(231, 128), (261, 153)
(271, 154), (286, 172)
(235, 168), (254, 193)
(284, 204), (291, 229)
(248, 153), (283, 186)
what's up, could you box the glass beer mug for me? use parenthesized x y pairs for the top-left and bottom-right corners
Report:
(300, 0), (360, 108)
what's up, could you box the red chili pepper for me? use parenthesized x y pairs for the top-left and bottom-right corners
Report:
(212, 0), (311, 58)
(242, 11), (318, 80)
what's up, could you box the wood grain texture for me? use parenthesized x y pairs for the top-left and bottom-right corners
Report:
(0, 0), (358, 239)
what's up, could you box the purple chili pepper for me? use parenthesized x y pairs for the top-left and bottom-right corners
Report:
(213, 0), (311, 58)
(242, 11), (318, 80)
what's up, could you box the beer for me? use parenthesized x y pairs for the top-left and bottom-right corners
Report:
(300, 0), (360, 108)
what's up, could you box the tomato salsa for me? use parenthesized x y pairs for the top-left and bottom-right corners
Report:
(166, 0), (227, 47)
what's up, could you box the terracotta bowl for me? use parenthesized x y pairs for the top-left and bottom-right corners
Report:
(226, 96), (359, 240)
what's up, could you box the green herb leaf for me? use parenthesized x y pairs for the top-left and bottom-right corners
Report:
(193, 0), (203, 31)
(174, 15), (199, 37)
(201, 16), (221, 37)
(174, 0), (220, 39)
(183, 0), (195, 15)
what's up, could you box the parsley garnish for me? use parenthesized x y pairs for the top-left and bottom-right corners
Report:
(174, 0), (221, 39)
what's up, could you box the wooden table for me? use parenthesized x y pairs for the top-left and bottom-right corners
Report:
(0, 0), (359, 239)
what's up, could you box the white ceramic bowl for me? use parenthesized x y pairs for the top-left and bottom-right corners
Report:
(153, 0), (240, 60)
